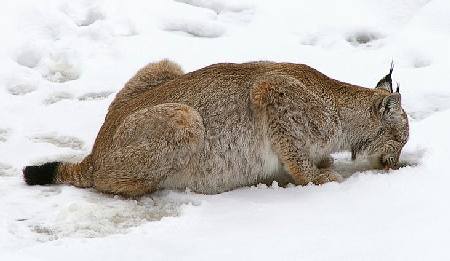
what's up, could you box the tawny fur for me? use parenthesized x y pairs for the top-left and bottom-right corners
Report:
(110, 59), (184, 110)
(26, 60), (409, 196)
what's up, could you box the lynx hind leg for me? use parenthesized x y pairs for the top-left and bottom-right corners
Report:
(93, 103), (205, 197)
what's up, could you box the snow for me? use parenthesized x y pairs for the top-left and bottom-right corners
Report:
(1, 0), (450, 260)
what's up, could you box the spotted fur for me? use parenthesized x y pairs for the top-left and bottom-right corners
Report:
(23, 60), (409, 196)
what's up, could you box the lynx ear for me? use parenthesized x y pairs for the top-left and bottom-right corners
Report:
(379, 93), (402, 117)
(375, 61), (394, 93)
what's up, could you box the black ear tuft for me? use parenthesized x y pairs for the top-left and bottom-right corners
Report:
(396, 82), (400, 93)
(23, 162), (60, 185)
(375, 61), (394, 93)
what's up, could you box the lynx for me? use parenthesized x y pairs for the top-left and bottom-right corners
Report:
(23, 60), (409, 196)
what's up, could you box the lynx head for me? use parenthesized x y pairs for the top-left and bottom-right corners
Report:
(370, 63), (409, 169)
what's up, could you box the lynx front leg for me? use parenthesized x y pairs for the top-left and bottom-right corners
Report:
(269, 135), (317, 185)
(251, 76), (342, 186)
(93, 103), (205, 197)
(267, 119), (342, 186)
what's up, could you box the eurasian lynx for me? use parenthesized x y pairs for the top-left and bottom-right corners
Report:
(24, 60), (409, 196)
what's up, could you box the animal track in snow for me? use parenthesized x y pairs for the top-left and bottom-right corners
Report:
(30, 134), (84, 150)
(7, 83), (37, 96)
(411, 56), (432, 68)
(13, 42), (80, 84)
(29, 225), (59, 242)
(14, 45), (42, 69)
(167, 0), (253, 38)
(0, 129), (10, 142)
(0, 162), (16, 176)
(5, 71), (40, 95)
(59, 2), (105, 27)
(40, 50), (81, 83)
(174, 0), (252, 14)
(60, 2), (137, 38)
(345, 30), (384, 47)
(163, 20), (225, 38)
(39, 187), (62, 198)
(74, 8), (104, 27)
(77, 91), (114, 101)
(408, 94), (450, 120)
(43, 92), (74, 104)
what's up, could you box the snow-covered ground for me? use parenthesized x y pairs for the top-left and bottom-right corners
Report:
(1, 0), (450, 260)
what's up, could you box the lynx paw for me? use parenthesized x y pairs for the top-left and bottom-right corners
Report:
(381, 154), (399, 170)
(312, 170), (343, 185)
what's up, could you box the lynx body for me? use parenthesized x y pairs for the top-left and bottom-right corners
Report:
(24, 60), (409, 196)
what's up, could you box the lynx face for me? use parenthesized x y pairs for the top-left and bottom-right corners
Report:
(387, 106), (409, 147)
(379, 99), (409, 169)
(370, 64), (409, 169)
(367, 88), (409, 169)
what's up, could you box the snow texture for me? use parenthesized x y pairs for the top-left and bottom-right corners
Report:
(1, 0), (450, 260)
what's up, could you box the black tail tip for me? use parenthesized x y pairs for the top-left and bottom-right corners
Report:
(23, 162), (61, 186)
